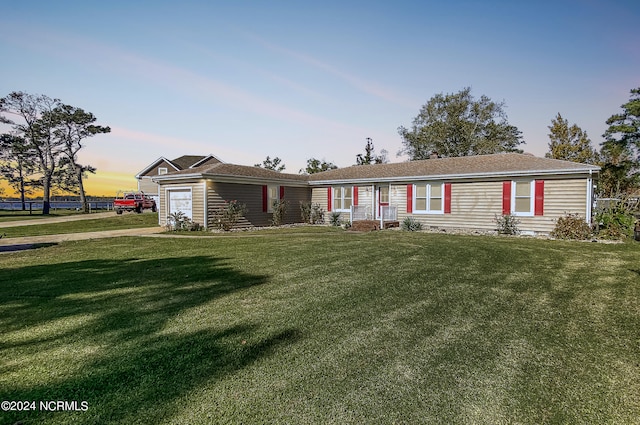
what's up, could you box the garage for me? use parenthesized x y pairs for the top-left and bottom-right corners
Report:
(168, 189), (192, 219)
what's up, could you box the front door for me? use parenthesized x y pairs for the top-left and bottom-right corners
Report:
(376, 185), (389, 219)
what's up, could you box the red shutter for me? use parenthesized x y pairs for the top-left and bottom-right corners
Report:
(502, 181), (511, 215)
(327, 187), (332, 211)
(444, 183), (452, 214)
(406, 184), (413, 213)
(353, 186), (358, 206)
(534, 180), (544, 216)
(279, 186), (285, 200)
(262, 185), (268, 212)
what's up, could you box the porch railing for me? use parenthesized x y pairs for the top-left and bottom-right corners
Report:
(350, 205), (372, 222)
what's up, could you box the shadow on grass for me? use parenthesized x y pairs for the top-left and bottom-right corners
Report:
(0, 255), (300, 424)
(0, 242), (58, 253)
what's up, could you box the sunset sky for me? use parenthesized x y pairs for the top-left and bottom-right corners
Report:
(1, 0), (638, 197)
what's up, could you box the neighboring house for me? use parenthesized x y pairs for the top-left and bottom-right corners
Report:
(135, 154), (223, 204)
(151, 153), (599, 235)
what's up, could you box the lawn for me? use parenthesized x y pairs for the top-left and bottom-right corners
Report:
(0, 212), (158, 238)
(1, 230), (639, 424)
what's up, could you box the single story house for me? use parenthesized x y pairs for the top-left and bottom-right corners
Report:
(150, 153), (599, 235)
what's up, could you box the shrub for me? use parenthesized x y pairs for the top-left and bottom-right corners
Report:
(401, 217), (423, 231)
(301, 201), (325, 224)
(329, 212), (342, 226)
(271, 199), (288, 226)
(166, 211), (194, 231)
(551, 213), (592, 240)
(595, 196), (638, 239)
(494, 213), (520, 235)
(211, 200), (247, 231)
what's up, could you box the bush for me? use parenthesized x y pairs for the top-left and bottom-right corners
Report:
(329, 212), (342, 226)
(595, 196), (638, 239)
(166, 211), (199, 231)
(551, 213), (592, 240)
(211, 200), (247, 231)
(401, 217), (423, 231)
(300, 201), (325, 224)
(494, 214), (520, 235)
(271, 199), (288, 226)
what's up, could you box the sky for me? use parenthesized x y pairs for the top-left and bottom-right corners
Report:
(1, 0), (638, 196)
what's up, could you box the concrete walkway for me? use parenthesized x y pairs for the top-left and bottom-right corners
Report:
(0, 212), (165, 252)
(0, 227), (164, 252)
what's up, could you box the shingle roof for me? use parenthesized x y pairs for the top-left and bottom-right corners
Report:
(156, 162), (308, 182)
(153, 153), (599, 185)
(308, 153), (599, 183)
(171, 155), (209, 170)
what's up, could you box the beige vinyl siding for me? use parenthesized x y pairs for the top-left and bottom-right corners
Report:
(355, 185), (374, 220)
(311, 187), (330, 223)
(518, 178), (589, 233)
(396, 177), (590, 234)
(137, 177), (159, 195)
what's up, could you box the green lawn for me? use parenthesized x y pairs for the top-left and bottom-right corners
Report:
(0, 213), (158, 237)
(1, 230), (639, 424)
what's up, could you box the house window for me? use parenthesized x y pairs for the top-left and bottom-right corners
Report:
(332, 186), (352, 211)
(512, 181), (534, 216)
(158, 167), (168, 175)
(413, 183), (444, 214)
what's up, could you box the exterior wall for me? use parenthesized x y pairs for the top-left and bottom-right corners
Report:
(142, 160), (176, 177)
(159, 180), (205, 227)
(138, 177), (159, 196)
(206, 182), (310, 228)
(398, 176), (591, 234)
(313, 175), (592, 234)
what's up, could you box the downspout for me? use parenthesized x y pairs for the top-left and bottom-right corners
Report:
(203, 180), (208, 229)
(586, 170), (593, 225)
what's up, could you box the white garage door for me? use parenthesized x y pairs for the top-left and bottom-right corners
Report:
(168, 189), (192, 219)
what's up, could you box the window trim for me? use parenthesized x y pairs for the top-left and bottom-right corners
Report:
(412, 182), (445, 215)
(331, 186), (353, 212)
(511, 180), (535, 217)
(158, 167), (168, 175)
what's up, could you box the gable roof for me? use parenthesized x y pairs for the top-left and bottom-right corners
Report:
(136, 154), (223, 178)
(308, 153), (600, 184)
(153, 161), (308, 185)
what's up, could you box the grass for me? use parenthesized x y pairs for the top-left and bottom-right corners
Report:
(0, 213), (158, 238)
(1, 230), (639, 424)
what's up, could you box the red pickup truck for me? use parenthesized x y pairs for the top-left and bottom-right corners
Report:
(114, 191), (157, 214)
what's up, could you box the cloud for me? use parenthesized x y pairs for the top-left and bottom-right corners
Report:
(244, 31), (418, 108)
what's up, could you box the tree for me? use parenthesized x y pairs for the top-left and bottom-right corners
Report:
(545, 113), (599, 164)
(255, 156), (285, 172)
(1, 91), (109, 214)
(46, 104), (110, 212)
(0, 91), (62, 214)
(398, 87), (524, 159)
(356, 137), (388, 165)
(599, 87), (640, 196)
(300, 157), (338, 174)
(0, 134), (37, 209)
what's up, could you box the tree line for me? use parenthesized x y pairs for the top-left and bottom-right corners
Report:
(0, 91), (110, 214)
(265, 86), (639, 198)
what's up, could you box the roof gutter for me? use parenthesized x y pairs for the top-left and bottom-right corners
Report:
(308, 167), (600, 186)
(153, 172), (309, 186)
